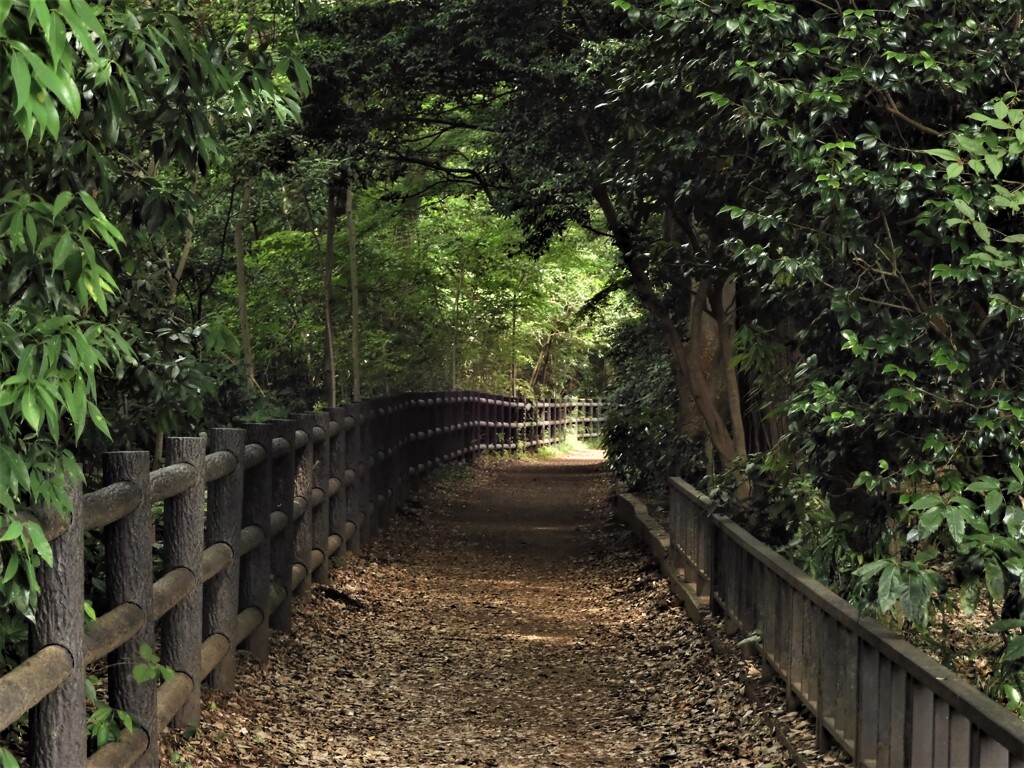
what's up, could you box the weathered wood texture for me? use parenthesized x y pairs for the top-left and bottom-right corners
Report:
(1, 392), (601, 767)
(668, 477), (1024, 768)
(102, 451), (158, 767)
(204, 429), (245, 690)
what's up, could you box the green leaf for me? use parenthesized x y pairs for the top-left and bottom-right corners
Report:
(131, 664), (157, 683)
(10, 54), (32, 116)
(924, 148), (959, 162)
(854, 559), (890, 578)
(0, 520), (23, 543)
(20, 389), (42, 432)
(986, 559), (1006, 602)
(1004, 636), (1024, 663)
(990, 619), (1024, 633)
(972, 219), (991, 244)
(24, 521), (53, 566)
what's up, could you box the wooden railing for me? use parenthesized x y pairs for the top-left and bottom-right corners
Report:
(0, 391), (604, 767)
(668, 477), (1024, 768)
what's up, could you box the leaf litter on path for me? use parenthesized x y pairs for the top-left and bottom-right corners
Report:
(162, 451), (849, 768)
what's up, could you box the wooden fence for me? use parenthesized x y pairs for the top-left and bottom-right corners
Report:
(668, 477), (1024, 768)
(0, 392), (603, 767)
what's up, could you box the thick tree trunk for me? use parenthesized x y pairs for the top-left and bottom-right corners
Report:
(324, 187), (338, 408)
(234, 182), (256, 390)
(589, 181), (749, 491)
(347, 175), (362, 401)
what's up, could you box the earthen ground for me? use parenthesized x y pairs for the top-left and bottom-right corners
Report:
(162, 450), (848, 767)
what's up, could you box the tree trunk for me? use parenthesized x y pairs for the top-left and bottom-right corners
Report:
(451, 261), (465, 391)
(234, 182), (256, 390)
(324, 186), (338, 408)
(347, 174), (362, 401)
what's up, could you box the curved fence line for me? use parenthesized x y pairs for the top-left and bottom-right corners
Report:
(0, 392), (604, 767)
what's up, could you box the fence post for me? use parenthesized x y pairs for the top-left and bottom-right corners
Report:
(29, 476), (85, 767)
(103, 451), (157, 766)
(309, 411), (331, 584)
(291, 414), (315, 597)
(345, 405), (365, 554)
(328, 407), (348, 559)
(162, 436), (206, 728)
(205, 428), (245, 690)
(270, 419), (296, 632)
(240, 423), (274, 659)
(360, 405), (376, 543)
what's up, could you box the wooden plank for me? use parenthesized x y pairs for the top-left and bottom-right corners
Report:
(911, 681), (935, 766)
(932, 699), (950, 768)
(980, 737), (1012, 767)
(948, 711), (971, 768)
(877, 656), (893, 768)
(857, 642), (880, 765)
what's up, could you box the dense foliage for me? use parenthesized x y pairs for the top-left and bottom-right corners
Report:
(300, 0), (1024, 708)
(5, 0), (1024, 741)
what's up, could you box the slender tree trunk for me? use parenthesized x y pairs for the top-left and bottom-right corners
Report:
(347, 174), (362, 401)
(451, 262), (465, 390)
(324, 186), (338, 408)
(168, 214), (194, 302)
(235, 182), (257, 390)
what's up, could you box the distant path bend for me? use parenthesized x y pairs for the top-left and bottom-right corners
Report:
(163, 451), (815, 767)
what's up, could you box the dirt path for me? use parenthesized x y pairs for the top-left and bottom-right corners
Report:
(164, 452), (836, 767)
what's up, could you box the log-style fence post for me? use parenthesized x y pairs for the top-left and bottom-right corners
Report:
(162, 436), (206, 728)
(309, 411), (331, 584)
(30, 477), (85, 767)
(475, 393), (484, 456)
(205, 428), (245, 690)
(360, 405), (376, 543)
(327, 407), (348, 561)
(384, 400), (400, 518)
(291, 414), (315, 597)
(388, 399), (406, 511)
(270, 419), (296, 632)
(103, 451), (157, 766)
(240, 423), (274, 659)
(368, 405), (385, 544)
(345, 405), (365, 554)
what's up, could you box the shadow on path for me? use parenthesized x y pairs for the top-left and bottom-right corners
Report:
(165, 451), (804, 768)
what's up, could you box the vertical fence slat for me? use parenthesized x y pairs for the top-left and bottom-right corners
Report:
(103, 450), (157, 766)
(161, 436), (206, 728)
(205, 428), (245, 690)
(30, 477), (86, 767)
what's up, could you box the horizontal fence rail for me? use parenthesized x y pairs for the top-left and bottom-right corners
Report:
(668, 477), (1024, 768)
(0, 392), (603, 767)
